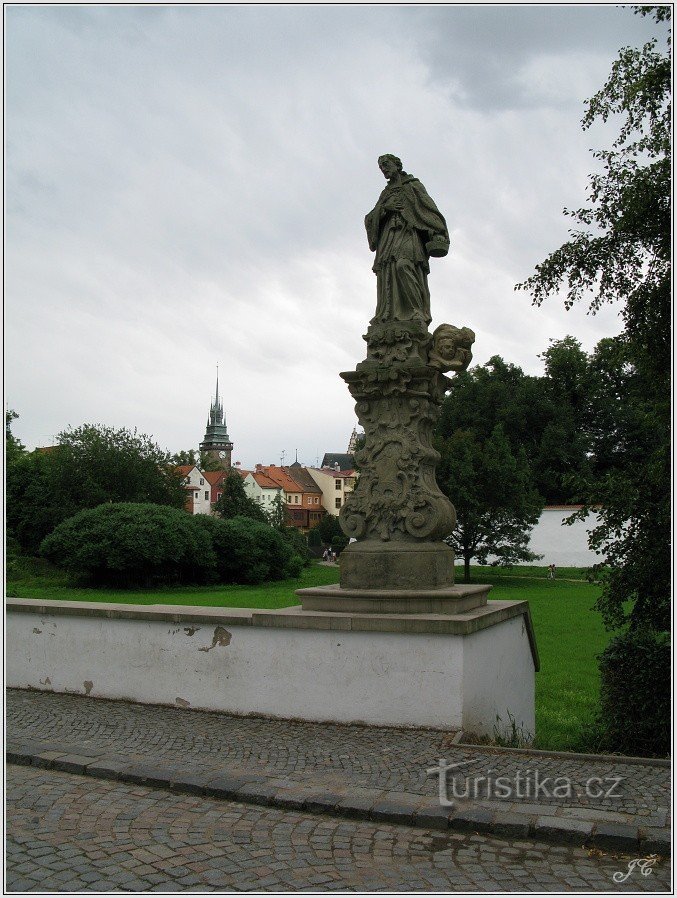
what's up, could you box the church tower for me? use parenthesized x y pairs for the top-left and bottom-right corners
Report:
(199, 368), (233, 471)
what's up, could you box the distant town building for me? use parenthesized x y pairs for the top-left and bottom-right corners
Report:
(245, 464), (324, 531)
(347, 427), (364, 453)
(307, 467), (357, 515)
(175, 465), (213, 515)
(199, 370), (233, 471)
(321, 452), (354, 471)
(242, 468), (284, 514)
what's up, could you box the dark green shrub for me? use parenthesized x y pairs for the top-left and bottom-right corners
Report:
(597, 628), (670, 757)
(332, 535), (349, 554)
(40, 503), (217, 588)
(193, 514), (302, 584)
(307, 526), (322, 547)
(279, 526), (310, 566)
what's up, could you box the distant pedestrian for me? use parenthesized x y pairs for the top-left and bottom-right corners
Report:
(548, 564), (556, 580)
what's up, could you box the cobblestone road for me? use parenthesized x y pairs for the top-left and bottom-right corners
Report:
(6, 765), (672, 893)
(7, 690), (669, 820)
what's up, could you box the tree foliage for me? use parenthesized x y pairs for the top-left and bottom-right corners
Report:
(516, 7), (670, 633)
(435, 425), (543, 582)
(40, 503), (217, 588)
(5, 409), (26, 467)
(192, 514), (303, 584)
(213, 469), (268, 523)
(7, 423), (185, 553)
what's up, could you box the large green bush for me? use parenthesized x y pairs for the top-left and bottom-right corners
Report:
(597, 628), (670, 757)
(192, 515), (303, 584)
(40, 503), (216, 588)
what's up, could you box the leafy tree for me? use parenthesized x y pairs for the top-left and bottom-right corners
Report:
(199, 451), (226, 472)
(437, 353), (591, 504)
(536, 337), (596, 502)
(7, 423), (185, 553)
(5, 409), (26, 467)
(169, 449), (223, 471)
(191, 514), (303, 583)
(214, 468), (268, 523)
(265, 492), (290, 529)
(40, 503), (217, 588)
(436, 425), (543, 583)
(314, 513), (344, 546)
(170, 449), (198, 466)
(516, 6), (670, 633)
(278, 525), (311, 566)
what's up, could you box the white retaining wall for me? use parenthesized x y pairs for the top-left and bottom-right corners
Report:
(6, 602), (535, 737)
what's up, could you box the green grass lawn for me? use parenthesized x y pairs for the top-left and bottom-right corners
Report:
(7, 557), (608, 752)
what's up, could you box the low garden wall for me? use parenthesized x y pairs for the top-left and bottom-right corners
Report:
(6, 598), (537, 737)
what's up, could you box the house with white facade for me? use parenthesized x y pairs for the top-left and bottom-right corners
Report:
(307, 466), (357, 515)
(242, 469), (284, 514)
(175, 465), (213, 515)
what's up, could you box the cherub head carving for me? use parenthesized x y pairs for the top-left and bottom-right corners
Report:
(428, 324), (475, 373)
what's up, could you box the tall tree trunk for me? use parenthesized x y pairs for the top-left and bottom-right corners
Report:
(464, 552), (471, 583)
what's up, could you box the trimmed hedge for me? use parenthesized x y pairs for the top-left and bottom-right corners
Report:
(40, 503), (216, 588)
(192, 514), (303, 584)
(41, 504), (304, 589)
(597, 627), (670, 758)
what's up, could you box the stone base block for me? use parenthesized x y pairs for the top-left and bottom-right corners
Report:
(339, 540), (455, 590)
(297, 583), (490, 614)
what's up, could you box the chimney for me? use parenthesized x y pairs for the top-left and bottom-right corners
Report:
(334, 462), (340, 471)
(256, 463), (262, 471)
(235, 461), (241, 467)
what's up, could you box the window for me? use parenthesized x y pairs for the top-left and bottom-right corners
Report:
(335, 480), (341, 490)
(294, 495), (299, 504)
(335, 498), (342, 509)
(195, 492), (199, 499)
(287, 494), (292, 503)
(200, 478), (204, 485)
(205, 491), (209, 501)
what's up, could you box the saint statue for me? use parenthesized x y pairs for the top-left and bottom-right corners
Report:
(365, 154), (450, 326)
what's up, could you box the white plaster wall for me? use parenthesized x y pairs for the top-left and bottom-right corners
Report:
(485, 507), (601, 568)
(7, 612), (468, 729)
(528, 508), (601, 567)
(8, 609), (535, 735)
(462, 615), (536, 740)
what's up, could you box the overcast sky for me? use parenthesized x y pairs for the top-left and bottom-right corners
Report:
(5, 4), (668, 466)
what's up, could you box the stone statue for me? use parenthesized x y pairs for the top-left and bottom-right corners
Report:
(333, 155), (476, 592)
(365, 154), (449, 326)
(428, 324), (475, 373)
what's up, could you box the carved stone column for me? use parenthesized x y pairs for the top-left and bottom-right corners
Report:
(297, 319), (485, 613)
(338, 320), (456, 590)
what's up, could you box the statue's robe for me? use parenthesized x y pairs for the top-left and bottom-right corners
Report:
(365, 174), (449, 325)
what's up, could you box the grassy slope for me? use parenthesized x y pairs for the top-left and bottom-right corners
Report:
(7, 558), (608, 751)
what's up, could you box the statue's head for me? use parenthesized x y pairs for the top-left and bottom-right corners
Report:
(429, 324), (476, 373)
(378, 154), (403, 179)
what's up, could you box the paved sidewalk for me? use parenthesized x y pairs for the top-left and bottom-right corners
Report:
(7, 765), (672, 892)
(7, 689), (671, 856)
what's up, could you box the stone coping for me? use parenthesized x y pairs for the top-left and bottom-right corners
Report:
(6, 597), (256, 626)
(7, 596), (539, 671)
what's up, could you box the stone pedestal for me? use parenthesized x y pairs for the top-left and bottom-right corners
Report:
(339, 540), (455, 590)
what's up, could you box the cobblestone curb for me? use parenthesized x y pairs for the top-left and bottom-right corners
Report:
(6, 742), (670, 856)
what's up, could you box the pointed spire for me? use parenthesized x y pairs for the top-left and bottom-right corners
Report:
(215, 364), (220, 409)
